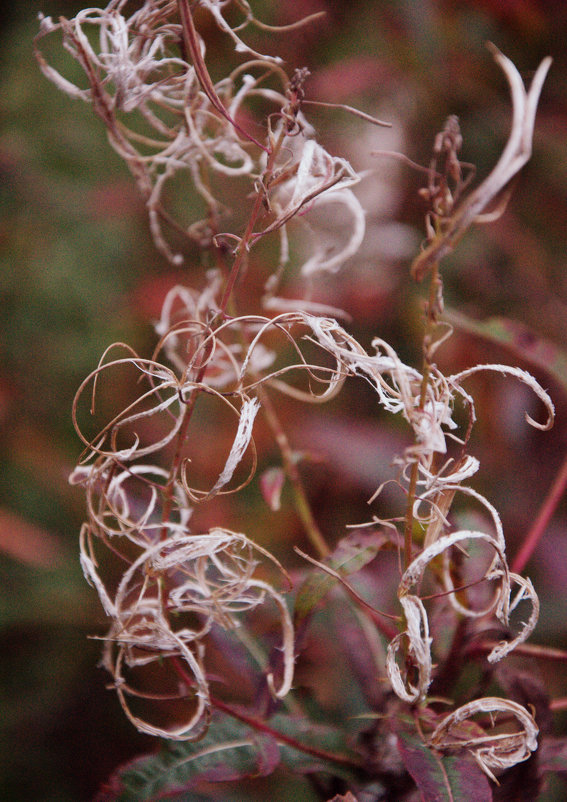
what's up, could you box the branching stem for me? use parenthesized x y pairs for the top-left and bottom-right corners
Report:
(218, 125), (288, 314)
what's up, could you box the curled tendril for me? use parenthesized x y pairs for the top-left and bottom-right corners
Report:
(386, 595), (432, 703)
(429, 697), (539, 782)
(387, 531), (509, 704)
(35, 3), (366, 274)
(56, 16), (553, 776)
(81, 524), (294, 738)
(411, 48), (552, 280)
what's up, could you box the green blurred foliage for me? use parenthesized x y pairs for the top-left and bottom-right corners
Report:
(1, 1), (567, 799)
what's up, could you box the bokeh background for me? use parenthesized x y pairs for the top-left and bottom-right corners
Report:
(1, 1), (567, 799)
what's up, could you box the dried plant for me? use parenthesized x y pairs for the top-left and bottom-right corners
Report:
(36, 2), (562, 799)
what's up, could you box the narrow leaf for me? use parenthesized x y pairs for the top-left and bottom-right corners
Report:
(394, 720), (492, 802)
(271, 712), (360, 775)
(538, 736), (567, 780)
(446, 309), (567, 394)
(101, 711), (359, 800)
(101, 715), (280, 801)
(259, 466), (286, 511)
(294, 531), (385, 626)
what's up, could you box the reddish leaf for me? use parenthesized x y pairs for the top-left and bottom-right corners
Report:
(294, 530), (386, 627)
(538, 736), (567, 780)
(0, 507), (64, 567)
(259, 466), (286, 511)
(446, 309), (567, 395)
(394, 719), (492, 802)
(101, 715), (280, 800)
(102, 712), (356, 800)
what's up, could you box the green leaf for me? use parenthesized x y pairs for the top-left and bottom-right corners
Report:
(103, 715), (280, 801)
(102, 711), (359, 801)
(294, 530), (385, 627)
(446, 309), (567, 394)
(394, 720), (492, 802)
(538, 736), (567, 779)
(270, 713), (360, 777)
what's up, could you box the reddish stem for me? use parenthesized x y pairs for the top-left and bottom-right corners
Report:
(209, 694), (363, 769)
(512, 449), (567, 575)
(177, 0), (267, 152)
(170, 657), (362, 769)
(217, 119), (287, 314)
(464, 639), (567, 662)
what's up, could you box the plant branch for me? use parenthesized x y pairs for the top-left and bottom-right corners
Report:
(512, 448), (567, 574)
(210, 693), (364, 768)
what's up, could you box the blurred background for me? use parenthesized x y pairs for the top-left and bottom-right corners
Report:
(1, 1), (567, 799)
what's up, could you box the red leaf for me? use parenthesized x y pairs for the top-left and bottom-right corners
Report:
(538, 736), (567, 779)
(259, 466), (286, 511)
(0, 507), (64, 567)
(394, 719), (493, 802)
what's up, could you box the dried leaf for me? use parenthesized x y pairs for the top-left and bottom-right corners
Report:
(428, 698), (539, 782)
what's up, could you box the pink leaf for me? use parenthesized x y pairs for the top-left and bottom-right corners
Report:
(260, 467), (286, 511)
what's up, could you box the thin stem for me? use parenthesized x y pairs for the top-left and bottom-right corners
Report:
(402, 261), (441, 571)
(225, 288), (330, 557)
(209, 693), (363, 769)
(170, 656), (363, 769)
(403, 459), (421, 572)
(177, 0), (267, 152)
(465, 640), (567, 662)
(218, 146), (331, 557)
(177, 0), (289, 314)
(258, 383), (330, 557)
(218, 124), (288, 314)
(511, 448), (567, 575)
(160, 355), (211, 540)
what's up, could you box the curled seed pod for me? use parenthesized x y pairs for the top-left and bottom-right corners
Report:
(429, 697), (539, 781)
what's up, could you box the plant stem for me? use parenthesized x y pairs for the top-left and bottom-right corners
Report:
(218, 125), (287, 314)
(465, 640), (567, 662)
(177, 0), (267, 152)
(171, 656), (362, 769)
(257, 382), (330, 557)
(209, 693), (364, 769)
(402, 261), (441, 571)
(511, 448), (567, 575)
